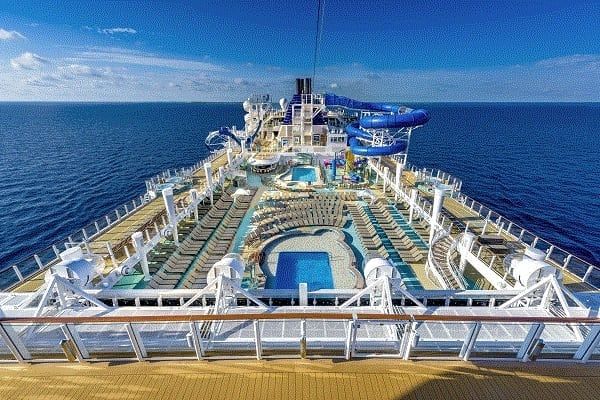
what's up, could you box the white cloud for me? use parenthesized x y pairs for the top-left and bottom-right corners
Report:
(66, 46), (225, 71)
(10, 52), (49, 70)
(57, 64), (113, 79)
(0, 28), (26, 40)
(99, 27), (137, 35)
(329, 82), (338, 89)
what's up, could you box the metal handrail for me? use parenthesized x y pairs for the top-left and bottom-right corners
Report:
(2, 312), (600, 325)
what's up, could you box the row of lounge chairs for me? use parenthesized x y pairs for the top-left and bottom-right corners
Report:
(147, 190), (234, 289)
(367, 202), (425, 263)
(178, 188), (256, 289)
(245, 193), (347, 247)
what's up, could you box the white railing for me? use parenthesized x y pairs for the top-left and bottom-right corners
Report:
(1, 312), (599, 363)
(450, 191), (600, 288)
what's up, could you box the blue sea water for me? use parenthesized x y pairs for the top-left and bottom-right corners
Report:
(0, 102), (598, 272)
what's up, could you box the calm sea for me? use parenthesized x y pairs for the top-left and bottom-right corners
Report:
(0, 102), (598, 271)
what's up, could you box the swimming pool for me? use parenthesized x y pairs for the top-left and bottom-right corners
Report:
(269, 251), (333, 290)
(291, 166), (317, 182)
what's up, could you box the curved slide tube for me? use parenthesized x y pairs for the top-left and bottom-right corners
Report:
(209, 120), (263, 150)
(324, 94), (430, 156)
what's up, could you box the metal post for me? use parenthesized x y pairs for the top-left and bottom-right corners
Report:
(60, 324), (89, 361)
(300, 319), (307, 358)
(253, 320), (262, 360)
(188, 321), (204, 360)
(518, 323), (545, 361)
(12, 265), (24, 282)
(126, 323), (147, 361)
(460, 322), (481, 360)
(132, 232), (150, 281)
(0, 323), (31, 363)
(162, 187), (179, 246)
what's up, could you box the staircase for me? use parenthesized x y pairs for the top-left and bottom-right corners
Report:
(282, 94), (301, 124)
(429, 235), (465, 289)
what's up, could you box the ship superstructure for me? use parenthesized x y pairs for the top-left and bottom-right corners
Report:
(0, 78), (599, 364)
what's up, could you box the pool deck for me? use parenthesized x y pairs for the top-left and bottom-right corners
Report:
(1, 359), (598, 400)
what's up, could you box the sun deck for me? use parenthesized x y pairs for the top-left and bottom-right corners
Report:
(2, 359), (600, 400)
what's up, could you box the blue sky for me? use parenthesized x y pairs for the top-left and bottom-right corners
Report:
(1, 0), (599, 101)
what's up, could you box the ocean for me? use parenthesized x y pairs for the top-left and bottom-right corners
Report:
(0, 102), (598, 273)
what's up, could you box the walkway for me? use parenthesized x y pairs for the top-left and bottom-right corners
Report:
(1, 359), (598, 399)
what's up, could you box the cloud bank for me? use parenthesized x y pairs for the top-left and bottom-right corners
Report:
(2, 47), (599, 102)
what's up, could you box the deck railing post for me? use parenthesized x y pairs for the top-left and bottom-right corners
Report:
(344, 320), (357, 360)
(574, 325), (600, 362)
(0, 323), (31, 363)
(60, 324), (89, 361)
(253, 320), (262, 360)
(460, 322), (481, 361)
(518, 323), (545, 361)
(12, 265), (24, 282)
(34, 255), (44, 270)
(126, 323), (147, 361)
(189, 321), (204, 360)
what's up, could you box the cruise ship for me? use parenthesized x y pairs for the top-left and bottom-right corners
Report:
(0, 77), (599, 365)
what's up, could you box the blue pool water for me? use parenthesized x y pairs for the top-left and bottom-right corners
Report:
(291, 167), (317, 182)
(270, 252), (333, 290)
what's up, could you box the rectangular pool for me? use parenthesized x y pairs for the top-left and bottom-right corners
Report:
(291, 166), (317, 182)
(270, 251), (333, 290)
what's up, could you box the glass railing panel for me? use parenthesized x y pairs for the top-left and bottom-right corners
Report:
(0, 267), (21, 290)
(135, 322), (196, 358)
(74, 323), (135, 359)
(13, 257), (39, 281)
(412, 321), (469, 357)
(209, 319), (259, 356)
(305, 319), (345, 357)
(37, 246), (57, 267)
(353, 321), (402, 356)
(587, 268), (600, 288)
(566, 258), (588, 280)
(537, 323), (587, 360)
(470, 322), (532, 359)
(8, 323), (67, 360)
(0, 326), (15, 360)
(548, 247), (567, 266)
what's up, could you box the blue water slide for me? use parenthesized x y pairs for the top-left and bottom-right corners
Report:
(210, 119), (263, 150)
(324, 94), (430, 156)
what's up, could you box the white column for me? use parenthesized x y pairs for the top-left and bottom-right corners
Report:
(218, 166), (225, 186)
(204, 162), (214, 205)
(162, 187), (179, 246)
(131, 232), (150, 281)
(459, 232), (476, 272)
(430, 186), (446, 241)
(226, 148), (233, 167)
(395, 162), (402, 197)
(408, 188), (418, 224)
(382, 166), (389, 193)
(189, 189), (199, 222)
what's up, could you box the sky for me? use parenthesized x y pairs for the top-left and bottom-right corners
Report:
(0, 0), (599, 102)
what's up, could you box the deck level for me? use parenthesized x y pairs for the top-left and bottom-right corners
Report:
(1, 359), (599, 400)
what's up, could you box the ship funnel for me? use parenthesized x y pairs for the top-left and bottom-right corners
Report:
(295, 78), (312, 95)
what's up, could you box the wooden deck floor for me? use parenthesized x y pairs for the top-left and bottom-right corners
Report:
(1, 359), (598, 399)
